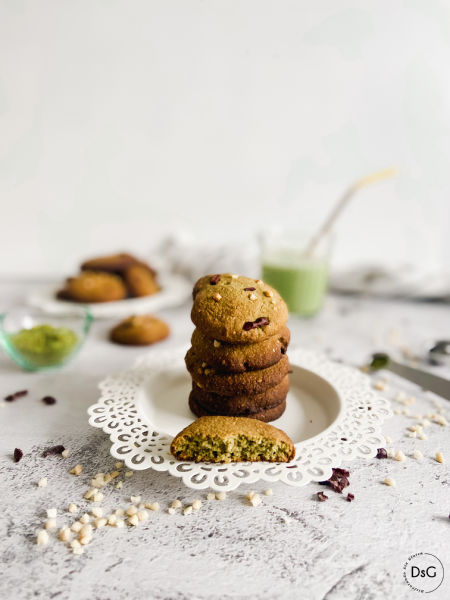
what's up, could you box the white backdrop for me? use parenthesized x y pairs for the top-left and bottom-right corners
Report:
(1, 0), (449, 277)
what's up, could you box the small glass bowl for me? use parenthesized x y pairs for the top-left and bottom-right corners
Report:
(0, 306), (92, 371)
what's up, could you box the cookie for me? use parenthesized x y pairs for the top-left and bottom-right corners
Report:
(110, 315), (170, 345)
(170, 415), (295, 463)
(81, 252), (156, 276)
(185, 347), (290, 396)
(123, 264), (160, 297)
(59, 271), (127, 303)
(189, 392), (286, 423)
(190, 375), (289, 415)
(191, 326), (290, 373)
(191, 274), (288, 343)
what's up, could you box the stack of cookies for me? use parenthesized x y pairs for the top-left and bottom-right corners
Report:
(185, 274), (290, 422)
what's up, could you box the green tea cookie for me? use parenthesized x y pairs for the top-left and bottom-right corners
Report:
(191, 326), (290, 373)
(110, 315), (170, 345)
(190, 375), (289, 415)
(189, 392), (286, 423)
(191, 274), (288, 343)
(185, 347), (290, 396)
(170, 415), (295, 463)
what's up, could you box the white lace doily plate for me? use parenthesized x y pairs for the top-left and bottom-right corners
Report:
(88, 347), (392, 491)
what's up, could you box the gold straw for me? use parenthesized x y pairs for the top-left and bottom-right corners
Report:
(305, 167), (397, 256)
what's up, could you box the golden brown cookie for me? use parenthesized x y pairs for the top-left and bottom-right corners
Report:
(191, 274), (288, 343)
(110, 315), (170, 345)
(81, 252), (143, 274)
(191, 326), (290, 373)
(190, 375), (289, 415)
(170, 415), (295, 462)
(189, 392), (287, 423)
(123, 264), (160, 297)
(59, 271), (127, 303)
(185, 346), (290, 396)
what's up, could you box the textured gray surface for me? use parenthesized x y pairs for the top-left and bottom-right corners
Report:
(1, 282), (449, 600)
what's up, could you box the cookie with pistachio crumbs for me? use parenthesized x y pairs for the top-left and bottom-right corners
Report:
(190, 374), (290, 415)
(185, 347), (290, 396)
(191, 326), (290, 373)
(170, 415), (295, 463)
(191, 274), (288, 343)
(189, 391), (287, 423)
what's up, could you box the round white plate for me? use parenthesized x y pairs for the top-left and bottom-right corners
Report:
(27, 273), (191, 319)
(88, 347), (392, 491)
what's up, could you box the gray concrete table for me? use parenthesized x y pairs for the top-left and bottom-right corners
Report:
(1, 281), (449, 600)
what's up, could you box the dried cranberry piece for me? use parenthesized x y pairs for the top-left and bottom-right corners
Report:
(243, 287), (256, 291)
(376, 448), (388, 459)
(243, 317), (270, 331)
(243, 322), (254, 331)
(346, 493), (355, 502)
(42, 445), (65, 457)
(42, 396), (56, 405)
(209, 275), (221, 285)
(5, 390), (28, 402)
(14, 448), (23, 462)
(317, 491), (328, 502)
(332, 467), (350, 477)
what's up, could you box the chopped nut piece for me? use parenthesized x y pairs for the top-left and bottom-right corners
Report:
(79, 536), (91, 546)
(103, 474), (112, 484)
(47, 508), (57, 519)
(231, 274), (238, 279)
(421, 419), (431, 428)
(170, 499), (182, 509)
(70, 539), (81, 550)
(128, 514), (139, 526)
(38, 478), (48, 488)
(249, 494), (262, 507)
(383, 477), (396, 486)
(70, 464), (82, 476)
(413, 449), (423, 460)
(36, 530), (49, 545)
(436, 452), (445, 464)
(213, 340), (221, 348)
(373, 381), (386, 391)
(215, 492), (226, 501)
(92, 492), (104, 503)
(126, 505), (138, 516)
(212, 293), (222, 302)
(408, 432), (417, 438)
(264, 488), (273, 496)
(125, 471), (133, 478)
(115, 508), (125, 516)
(385, 436), (392, 444)
(146, 502), (160, 512)
(130, 495), (141, 504)
(61, 449), (70, 458)
(107, 514), (117, 526)
(206, 493), (215, 501)
(418, 432), (427, 440)
(45, 519), (56, 530)
(94, 518), (107, 529)
(407, 425), (418, 432)
(59, 527), (71, 542)
(246, 491), (256, 501)
(68, 503), (78, 514)
(394, 409), (401, 415)
(433, 415), (448, 426)
(115, 461), (123, 469)
(317, 492), (328, 502)
(263, 290), (274, 297)
(91, 507), (103, 518)
(115, 481), (123, 490)
(137, 510), (148, 522)
(110, 470), (120, 479)
(73, 547), (84, 555)
(167, 507), (176, 515)
(387, 448), (395, 458)
(79, 524), (92, 537)
(183, 506), (193, 515)
(395, 450), (406, 462)
(249, 293), (257, 301)
(115, 519), (125, 528)
(80, 513), (90, 524)
(192, 499), (202, 511)
(71, 521), (82, 533)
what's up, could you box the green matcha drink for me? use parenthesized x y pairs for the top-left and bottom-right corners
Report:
(263, 258), (328, 316)
(260, 230), (331, 317)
